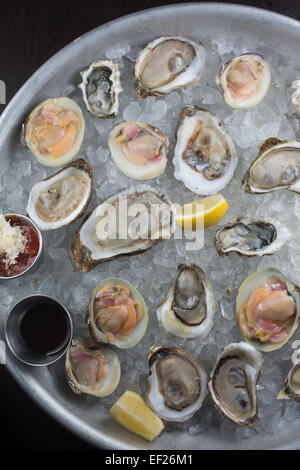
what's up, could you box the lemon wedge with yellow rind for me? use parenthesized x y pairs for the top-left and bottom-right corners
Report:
(175, 194), (228, 230)
(110, 390), (164, 442)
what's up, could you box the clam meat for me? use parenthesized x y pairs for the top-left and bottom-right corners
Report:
(65, 336), (120, 397)
(134, 36), (206, 98)
(109, 122), (169, 179)
(87, 278), (148, 349)
(157, 264), (215, 340)
(208, 342), (263, 426)
(79, 60), (122, 118)
(27, 158), (92, 230)
(173, 106), (237, 195)
(21, 97), (85, 167)
(242, 138), (300, 194)
(216, 53), (271, 109)
(236, 267), (300, 352)
(146, 346), (207, 422)
(214, 216), (291, 257)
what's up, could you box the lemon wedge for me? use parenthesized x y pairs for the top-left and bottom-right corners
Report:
(110, 390), (164, 442)
(175, 194), (228, 230)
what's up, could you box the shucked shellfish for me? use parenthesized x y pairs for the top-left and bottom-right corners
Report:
(146, 345), (207, 422)
(65, 336), (120, 397)
(173, 106), (237, 195)
(21, 97), (85, 167)
(87, 278), (148, 349)
(79, 60), (122, 118)
(134, 36), (206, 98)
(278, 360), (300, 399)
(109, 122), (169, 179)
(157, 264), (215, 340)
(236, 268), (300, 352)
(208, 342), (263, 426)
(242, 138), (300, 194)
(26, 159), (92, 230)
(216, 53), (271, 109)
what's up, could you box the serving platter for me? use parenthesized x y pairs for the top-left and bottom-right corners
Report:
(1, 2), (300, 449)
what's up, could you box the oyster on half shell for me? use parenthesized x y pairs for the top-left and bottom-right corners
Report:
(65, 336), (120, 397)
(236, 267), (300, 352)
(157, 264), (215, 340)
(214, 216), (291, 257)
(146, 346), (207, 422)
(71, 185), (175, 272)
(242, 138), (300, 194)
(208, 342), (263, 426)
(27, 158), (92, 230)
(173, 106), (237, 195)
(79, 60), (122, 118)
(278, 360), (300, 399)
(87, 277), (148, 349)
(134, 36), (206, 98)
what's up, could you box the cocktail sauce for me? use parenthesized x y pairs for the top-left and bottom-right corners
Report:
(0, 215), (40, 277)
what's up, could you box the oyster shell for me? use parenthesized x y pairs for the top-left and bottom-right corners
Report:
(71, 184), (175, 272)
(278, 360), (300, 399)
(146, 345), (207, 422)
(236, 267), (300, 352)
(242, 138), (300, 194)
(214, 216), (291, 257)
(157, 264), (215, 340)
(134, 36), (206, 98)
(216, 53), (271, 109)
(79, 60), (122, 118)
(21, 97), (85, 167)
(65, 336), (120, 397)
(109, 122), (169, 179)
(208, 342), (263, 426)
(173, 106), (237, 195)
(26, 158), (92, 230)
(87, 277), (148, 349)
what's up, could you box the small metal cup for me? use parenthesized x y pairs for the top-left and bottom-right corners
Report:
(0, 213), (43, 280)
(5, 295), (73, 366)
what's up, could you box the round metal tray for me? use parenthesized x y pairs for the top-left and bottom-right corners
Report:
(1, 2), (300, 450)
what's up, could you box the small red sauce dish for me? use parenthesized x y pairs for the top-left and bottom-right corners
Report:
(0, 213), (42, 279)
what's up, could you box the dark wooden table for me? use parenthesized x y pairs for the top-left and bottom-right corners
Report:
(0, 0), (299, 450)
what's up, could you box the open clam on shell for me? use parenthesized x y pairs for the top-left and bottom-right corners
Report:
(146, 345), (207, 422)
(242, 138), (300, 194)
(236, 268), (300, 352)
(216, 53), (271, 109)
(27, 158), (92, 230)
(87, 277), (148, 349)
(65, 336), (120, 397)
(214, 216), (291, 257)
(173, 106), (237, 195)
(157, 264), (215, 340)
(208, 342), (263, 426)
(134, 36), (206, 98)
(71, 184), (174, 272)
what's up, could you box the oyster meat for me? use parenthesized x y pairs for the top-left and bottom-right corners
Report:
(278, 360), (300, 399)
(157, 264), (215, 339)
(26, 159), (92, 230)
(216, 53), (271, 108)
(242, 138), (300, 194)
(109, 122), (169, 179)
(79, 60), (122, 118)
(21, 97), (85, 167)
(87, 277), (148, 349)
(134, 36), (206, 98)
(208, 342), (263, 426)
(71, 185), (174, 272)
(173, 106), (237, 195)
(214, 216), (291, 257)
(236, 267), (300, 352)
(65, 336), (120, 397)
(146, 346), (207, 422)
